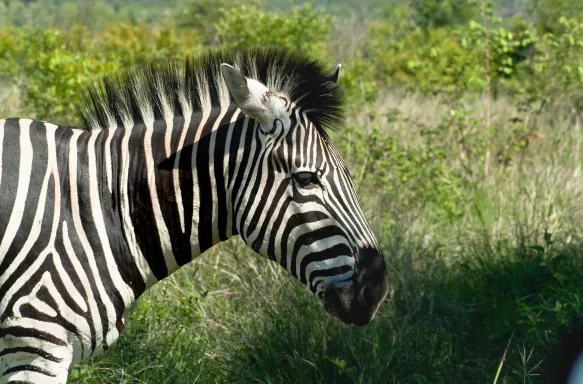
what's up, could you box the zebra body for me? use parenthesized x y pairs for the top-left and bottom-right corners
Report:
(0, 48), (388, 383)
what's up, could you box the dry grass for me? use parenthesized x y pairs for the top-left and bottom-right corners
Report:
(0, 80), (21, 118)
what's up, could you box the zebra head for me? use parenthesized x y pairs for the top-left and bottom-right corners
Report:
(220, 62), (388, 326)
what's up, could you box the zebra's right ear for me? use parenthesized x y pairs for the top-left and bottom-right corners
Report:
(220, 63), (267, 121)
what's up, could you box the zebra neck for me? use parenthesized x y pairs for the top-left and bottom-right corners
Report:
(111, 105), (250, 291)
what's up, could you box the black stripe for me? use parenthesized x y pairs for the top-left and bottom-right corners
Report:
(153, 118), (191, 266)
(230, 120), (257, 238)
(214, 106), (237, 241)
(57, 202), (108, 355)
(227, 116), (246, 190)
(252, 179), (289, 259)
(53, 227), (96, 355)
(99, 127), (146, 296)
(0, 347), (62, 363)
(196, 108), (221, 252)
(0, 119), (22, 248)
(247, 148), (278, 239)
(237, 133), (269, 244)
(281, 211), (328, 275)
(166, 115), (195, 266)
(308, 265), (354, 292)
(76, 130), (126, 322)
(3, 365), (55, 378)
(0, 326), (66, 346)
(298, 243), (353, 285)
(127, 124), (169, 279)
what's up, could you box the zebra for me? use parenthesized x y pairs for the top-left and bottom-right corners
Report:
(0, 48), (388, 383)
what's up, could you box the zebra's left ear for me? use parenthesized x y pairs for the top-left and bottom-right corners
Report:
(220, 63), (267, 121)
(328, 64), (342, 85)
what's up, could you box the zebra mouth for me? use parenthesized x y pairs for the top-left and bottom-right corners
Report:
(323, 282), (371, 326)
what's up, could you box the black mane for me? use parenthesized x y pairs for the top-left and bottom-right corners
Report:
(77, 47), (344, 136)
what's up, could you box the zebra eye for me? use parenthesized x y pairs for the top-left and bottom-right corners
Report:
(293, 172), (321, 190)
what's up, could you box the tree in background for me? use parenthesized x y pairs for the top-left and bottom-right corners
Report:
(216, 4), (331, 56)
(176, 0), (262, 44)
(528, 0), (583, 33)
(409, 0), (480, 29)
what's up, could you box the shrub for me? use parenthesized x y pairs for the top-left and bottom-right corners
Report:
(216, 4), (332, 58)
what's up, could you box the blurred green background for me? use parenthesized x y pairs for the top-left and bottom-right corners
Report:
(1, 0), (583, 382)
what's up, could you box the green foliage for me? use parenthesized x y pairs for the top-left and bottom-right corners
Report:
(518, 17), (583, 111)
(98, 23), (201, 66)
(410, 0), (480, 29)
(528, 0), (583, 33)
(336, 58), (380, 108)
(0, 27), (117, 122)
(0, 0), (185, 30)
(176, 0), (262, 44)
(367, 16), (540, 96)
(370, 26), (487, 93)
(334, 121), (467, 221)
(216, 4), (332, 57)
(0, 23), (201, 122)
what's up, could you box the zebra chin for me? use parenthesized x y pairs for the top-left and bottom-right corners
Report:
(322, 247), (389, 326)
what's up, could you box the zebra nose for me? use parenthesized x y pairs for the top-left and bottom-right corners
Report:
(323, 247), (388, 326)
(354, 246), (388, 317)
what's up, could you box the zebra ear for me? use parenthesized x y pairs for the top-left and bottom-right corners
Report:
(328, 64), (342, 85)
(220, 63), (267, 121)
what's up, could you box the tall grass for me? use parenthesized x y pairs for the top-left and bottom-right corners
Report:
(58, 90), (583, 383)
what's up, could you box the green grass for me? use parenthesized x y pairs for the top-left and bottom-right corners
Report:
(68, 233), (583, 383)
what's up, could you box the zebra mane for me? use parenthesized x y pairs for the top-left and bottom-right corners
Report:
(77, 47), (344, 136)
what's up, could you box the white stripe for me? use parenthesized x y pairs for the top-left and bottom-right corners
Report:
(190, 110), (210, 256)
(208, 106), (229, 243)
(119, 127), (157, 288)
(163, 119), (173, 158)
(0, 124), (55, 312)
(172, 115), (191, 233)
(87, 130), (134, 306)
(0, 119), (33, 261)
(144, 120), (179, 273)
(67, 130), (119, 347)
(297, 237), (355, 281)
(250, 181), (289, 263)
(233, 119), (259, 213)
(223, 109), (241, 237)
(31, 271), (87, 364)
(235, 131), (277, 234)
(60, 220), (95, 313)
(173, 90), (193, 234)
(61, 220), (101, 359)
(104, 128), (115, 193)
(227, 115), (248, 192)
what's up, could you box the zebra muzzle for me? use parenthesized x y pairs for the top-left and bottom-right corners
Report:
(323, 247), (388, 326)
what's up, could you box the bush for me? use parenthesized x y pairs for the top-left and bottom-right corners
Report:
(333, 121), (468, 222)
(216, 4), (332, 57)
(0, 23), (201, 123)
